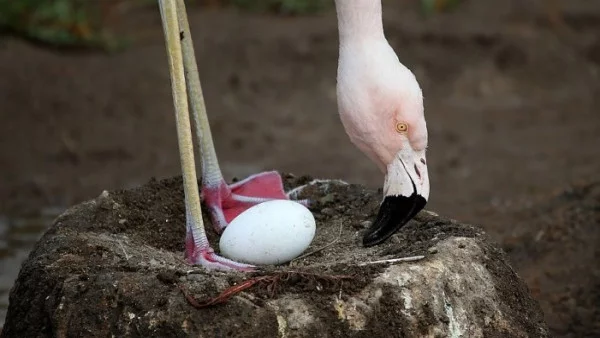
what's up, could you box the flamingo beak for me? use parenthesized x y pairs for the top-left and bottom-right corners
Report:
(362, 147), (429, 247)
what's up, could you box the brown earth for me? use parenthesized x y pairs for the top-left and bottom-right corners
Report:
(0, 0), (599, 336)
(1, 176), (547, 337)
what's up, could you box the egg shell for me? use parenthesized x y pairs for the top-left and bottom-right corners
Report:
(219, 200), (316, 265)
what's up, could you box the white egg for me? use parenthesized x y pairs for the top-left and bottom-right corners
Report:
(219, 200), (316, 265)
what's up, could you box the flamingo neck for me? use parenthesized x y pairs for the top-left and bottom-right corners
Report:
(335, 0), (385, 43)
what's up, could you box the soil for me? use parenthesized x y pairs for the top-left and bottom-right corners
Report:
(1, 176), (546, 337)
(501, 182), (600, 337)
(0, 0), (599, 336)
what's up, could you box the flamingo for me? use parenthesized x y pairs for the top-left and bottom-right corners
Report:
(334, 0), (429, 246)
(157, 0), (428, 271)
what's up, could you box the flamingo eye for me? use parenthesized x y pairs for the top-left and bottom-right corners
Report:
(395, 122), (408, 133)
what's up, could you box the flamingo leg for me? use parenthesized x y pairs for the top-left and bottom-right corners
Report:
(161, 0), (307, 270)
(159, 0), (254, 271)
(174, 0), (308, 234)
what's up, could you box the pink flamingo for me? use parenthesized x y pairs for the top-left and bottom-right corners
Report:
(158, 0), (429, 271)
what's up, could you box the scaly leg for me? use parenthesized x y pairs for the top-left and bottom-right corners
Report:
(159, 0), (252, 271)
(175, 0), (308, 236)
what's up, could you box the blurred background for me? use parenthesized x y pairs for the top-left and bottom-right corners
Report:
(0, 0), (599, 336)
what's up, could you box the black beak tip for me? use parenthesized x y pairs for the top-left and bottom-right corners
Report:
(362, 194), (427, 247)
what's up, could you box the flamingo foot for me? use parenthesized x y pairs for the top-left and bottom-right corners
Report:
(185, 231), (255, 271)
(183, 171), (308, 271)
(202, 171), (309, 232)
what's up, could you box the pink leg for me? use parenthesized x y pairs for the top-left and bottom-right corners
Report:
(163, 0), (305, 271)
(184, 215), (254, 272)
(184, 170), (309, 270)
(202, 171), (308, 232)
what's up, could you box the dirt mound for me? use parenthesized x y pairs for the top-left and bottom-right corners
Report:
(1, 176), (546, 337)
(503, 182), (600, 338)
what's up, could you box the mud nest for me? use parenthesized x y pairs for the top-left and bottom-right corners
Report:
(1, 174), (548, 337)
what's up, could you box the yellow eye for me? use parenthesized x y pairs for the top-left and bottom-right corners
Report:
(396, 122), (408, 133)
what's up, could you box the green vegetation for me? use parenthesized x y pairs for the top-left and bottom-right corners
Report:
(230, 0), (331, 15)
(0, 0), (123, 49)
(0, 0), (331, 50)
(420, 0), (462, 16)
(0, 0), (461, 50)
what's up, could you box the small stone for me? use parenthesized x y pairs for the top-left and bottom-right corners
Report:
(360, 220), (372, 228)
(156, 271), (178, 285)
(118, 219), (127, 225)
(428, 247), (438, 254)
(320, 208), (335, 216)
(319, 194), (335, 204)
(186, 274), (204, 282)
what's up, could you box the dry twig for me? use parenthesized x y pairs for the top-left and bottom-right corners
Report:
(179, 270), (354, 308)
(358, 255), (425, 266)
(291, 220), (344, 262)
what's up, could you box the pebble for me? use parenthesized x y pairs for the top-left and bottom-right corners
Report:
(186, 274), (204, 282)
(320, 208), (335, 216)
(319, 194), (336, 204)
(335, 205), (347, 212)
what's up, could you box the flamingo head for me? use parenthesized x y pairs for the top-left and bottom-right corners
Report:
(337, 40), (430, 247)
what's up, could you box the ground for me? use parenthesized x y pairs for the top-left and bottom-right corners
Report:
(1, 177), (547, 337)
(0, 0), (599, 336)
